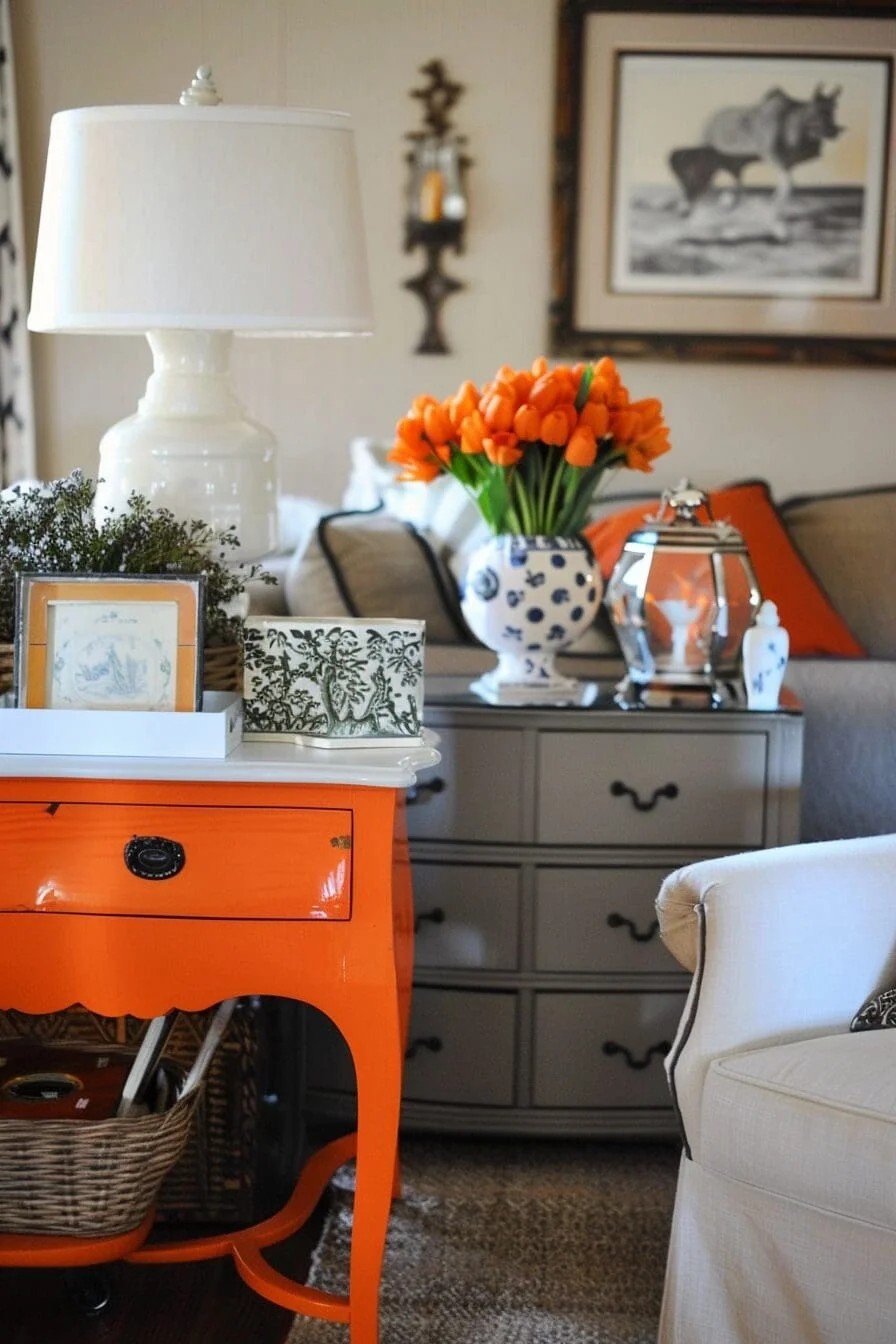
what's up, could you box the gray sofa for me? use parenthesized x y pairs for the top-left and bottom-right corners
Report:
(252, 479), (895, 845)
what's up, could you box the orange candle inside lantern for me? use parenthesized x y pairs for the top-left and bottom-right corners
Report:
(420, 169), (444, 222)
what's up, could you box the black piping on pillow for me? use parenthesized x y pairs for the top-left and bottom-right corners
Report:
(316, 506), (472, 644)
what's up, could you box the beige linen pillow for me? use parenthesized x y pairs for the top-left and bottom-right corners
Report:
(284, 508), (471, 646)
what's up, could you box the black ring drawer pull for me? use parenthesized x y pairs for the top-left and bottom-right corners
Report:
(124, 836), (186, 881)
(406, 777), (446, 805)
(609, 780), (679, 812)
(606, 912), (660, 943)
(414, 907), (446, 933)
(404, 1035), (443, 1060)
(602, 1039), (671, 1071)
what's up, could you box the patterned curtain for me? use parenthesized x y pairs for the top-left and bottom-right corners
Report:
(0, 0), (35, 486)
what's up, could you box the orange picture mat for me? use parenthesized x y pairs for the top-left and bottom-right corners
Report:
(17, 576), (203, 711)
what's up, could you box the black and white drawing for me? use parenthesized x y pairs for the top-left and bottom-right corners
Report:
(609, 54), (890, 297)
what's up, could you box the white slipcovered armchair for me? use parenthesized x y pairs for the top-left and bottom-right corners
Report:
(655, 834), (896, 1344)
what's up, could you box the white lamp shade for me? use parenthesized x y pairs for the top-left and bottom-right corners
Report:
(28, 104), (373, 335)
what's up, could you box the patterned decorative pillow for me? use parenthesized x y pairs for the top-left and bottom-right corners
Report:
(850, 986), (896, 1032)
(284, 507), (472, 646)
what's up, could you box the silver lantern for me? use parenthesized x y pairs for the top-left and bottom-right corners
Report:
(605, 482), (761, 706)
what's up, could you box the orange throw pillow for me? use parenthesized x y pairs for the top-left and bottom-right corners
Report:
(583, 480), (866, 658)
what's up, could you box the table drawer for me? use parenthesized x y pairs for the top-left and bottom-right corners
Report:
(412, 861), (520, 970)
(536, 730), (767, 847)
(405, 727), (525, 843)
(533, 991), (686, 1109)
(0, 800), (352, 919)
(403, 988), (517, 1106)
(534, 867), (676, 974)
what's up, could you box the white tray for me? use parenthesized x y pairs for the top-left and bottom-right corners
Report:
(0, 692), (243, 759)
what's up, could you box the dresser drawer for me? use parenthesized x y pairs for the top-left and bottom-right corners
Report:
(0, 800), (352, 919)
(533, 991), (685, 1109)
(534, 867), (676, 974)
(304, 988), (518, 1107)
(405, 727), (525, 843)
(536, 730), (767, 847)
(412, 862), (520, 970)
(402, 988), (517, 1106)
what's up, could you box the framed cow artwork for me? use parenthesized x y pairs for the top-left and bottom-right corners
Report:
(550, 0), (896, 363)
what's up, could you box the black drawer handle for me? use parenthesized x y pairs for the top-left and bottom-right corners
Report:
(414, 907), (446, 933)
(610, 780), (679, 812)
(602, 1039), (671, 1071)
(606, 912), (660, 943)
(124, 836), (185, 881)
(406, 776), (446, 805)
(404, 1035), (443, 1060)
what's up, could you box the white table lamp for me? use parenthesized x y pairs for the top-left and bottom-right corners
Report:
(27, 68), (373, 560)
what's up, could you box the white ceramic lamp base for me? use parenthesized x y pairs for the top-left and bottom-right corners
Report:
(94, 330), (278, 562)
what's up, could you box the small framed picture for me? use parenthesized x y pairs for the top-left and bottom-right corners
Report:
(14, 574), (205, 712)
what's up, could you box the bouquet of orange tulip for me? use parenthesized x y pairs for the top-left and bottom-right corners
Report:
(390, 356), (672, 537)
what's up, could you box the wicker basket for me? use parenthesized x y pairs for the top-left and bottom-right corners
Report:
(201, 642), (243, 693)
(0, 641), (242, 697)
(0, 644), (11, 697)
(0, 1072), (200, 1238)
(0, 1006), (261, 1226)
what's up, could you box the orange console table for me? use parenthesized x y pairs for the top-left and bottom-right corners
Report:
(0, 734), (439, 1343)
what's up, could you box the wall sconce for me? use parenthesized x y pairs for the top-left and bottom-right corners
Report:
(403, 60), (471, 355)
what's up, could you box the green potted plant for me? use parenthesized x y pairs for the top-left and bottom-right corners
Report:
(0, 471), (273, 695)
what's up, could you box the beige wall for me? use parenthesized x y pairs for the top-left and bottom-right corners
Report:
(12, 0), (896, 510)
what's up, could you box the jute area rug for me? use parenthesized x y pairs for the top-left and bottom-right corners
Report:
(287, 1136), (679, 1344)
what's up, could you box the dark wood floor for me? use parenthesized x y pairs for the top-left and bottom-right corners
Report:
(0, 1205), (327, 1343)
(0, 1149), (330, 1344)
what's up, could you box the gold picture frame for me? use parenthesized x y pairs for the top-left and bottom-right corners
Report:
(550, 0), (896, 364)
(14, 574), (205, 712)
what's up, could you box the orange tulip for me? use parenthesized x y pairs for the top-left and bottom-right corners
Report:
(513, 403), (542, 441)
(393, 416), (426, 454)
(540, 407), (573, 447)
(422, 401), (454, 447)
(394, 456), (444, 483)
(610, 408), (637, 443)
(624, 425), (671, 471)
(480, 391), (516, 433)
(529, 373), (563, 415)
(483, 431), (523, 466)
(579, 401), (610, 438)
(493, 365), (531, 400)
(460, 410), (488, 456)
(565, 424), (597, 468)
(448, 380), (480, 430)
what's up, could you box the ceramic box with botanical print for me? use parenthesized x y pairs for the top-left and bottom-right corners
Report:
(243, 617), (425, 748)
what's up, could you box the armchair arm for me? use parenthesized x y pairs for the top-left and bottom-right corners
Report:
(658, 834), (896, 1158)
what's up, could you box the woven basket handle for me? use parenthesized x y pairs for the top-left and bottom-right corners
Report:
(181, 999), (238, 1097)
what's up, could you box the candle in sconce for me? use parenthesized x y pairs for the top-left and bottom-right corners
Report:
(420, 169), (444, 222)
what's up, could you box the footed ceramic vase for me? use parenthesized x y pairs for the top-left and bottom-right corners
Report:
(460, 534), (600, 702)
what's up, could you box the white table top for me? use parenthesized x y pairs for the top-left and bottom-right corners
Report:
(0, 729), (441, 788)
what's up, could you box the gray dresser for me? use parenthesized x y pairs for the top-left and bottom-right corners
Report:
(305, 675), (803, 1136)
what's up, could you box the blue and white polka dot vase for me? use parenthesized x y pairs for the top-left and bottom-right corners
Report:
(461, 534), (601, 702)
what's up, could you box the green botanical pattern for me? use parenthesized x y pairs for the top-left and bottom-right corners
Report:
(244, 622), (424, 741)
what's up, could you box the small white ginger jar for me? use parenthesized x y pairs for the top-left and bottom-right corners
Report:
(742, 599), (789, 710)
